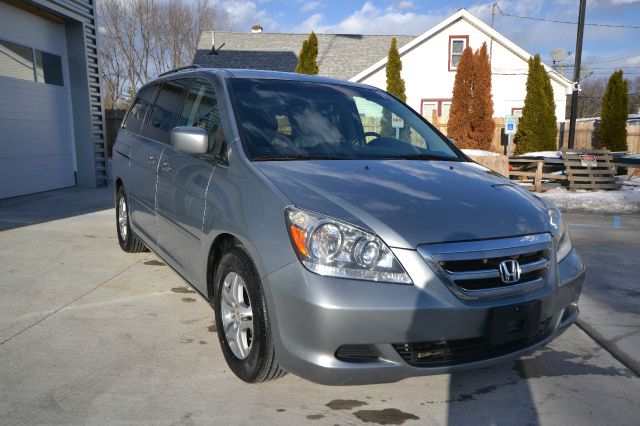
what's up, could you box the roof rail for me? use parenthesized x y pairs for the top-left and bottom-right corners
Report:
(158, 65), (202, 77)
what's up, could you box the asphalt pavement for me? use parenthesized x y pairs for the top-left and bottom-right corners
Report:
(0, 187), (638, 426)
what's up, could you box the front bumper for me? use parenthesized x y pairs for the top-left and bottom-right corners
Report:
(262, 248), (585, 385)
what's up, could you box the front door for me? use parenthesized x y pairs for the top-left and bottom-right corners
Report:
(156, 79), (222, 289)
(124, 85), (163, 247)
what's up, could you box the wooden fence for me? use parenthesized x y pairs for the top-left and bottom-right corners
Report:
(105, 109), (126, 157)
(428, 112), (640, 155)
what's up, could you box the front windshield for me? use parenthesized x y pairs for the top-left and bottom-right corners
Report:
(230, 78), (461, 161)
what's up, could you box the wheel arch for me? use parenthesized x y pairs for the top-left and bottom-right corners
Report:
(206, 233), (242, 301)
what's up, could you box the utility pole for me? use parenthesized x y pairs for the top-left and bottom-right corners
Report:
(567, 0), (587, 149)
(489, 3), (497, 62)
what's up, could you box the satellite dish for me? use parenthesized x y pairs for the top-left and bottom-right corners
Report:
(551, 48), (567, 63)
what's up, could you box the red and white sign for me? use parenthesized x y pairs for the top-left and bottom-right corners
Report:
(580, 155), (597, 167)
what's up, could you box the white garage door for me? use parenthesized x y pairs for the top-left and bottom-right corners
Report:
(0, 2), (75, 199)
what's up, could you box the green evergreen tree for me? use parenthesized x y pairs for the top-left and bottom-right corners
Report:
(386, 37), (406, 101)
(381, 38), (406, 137)
(599, 70), (628, 151)
(307, 32), (319, 75)
(514, 55), (557, 154)
(295, 32), (319, 75)
(295, 39), (310, 74)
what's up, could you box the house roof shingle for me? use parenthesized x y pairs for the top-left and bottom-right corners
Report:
(193, 32), (415, 81)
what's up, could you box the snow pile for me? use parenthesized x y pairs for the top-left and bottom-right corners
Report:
(517, 151), (563, 158)
(462, 149), (500, 157)
(539, 183), (640, 214)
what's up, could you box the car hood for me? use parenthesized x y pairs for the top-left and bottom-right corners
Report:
(254, 160), (550, 249)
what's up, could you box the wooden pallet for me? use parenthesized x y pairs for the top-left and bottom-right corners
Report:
(562, 149), (619, 191)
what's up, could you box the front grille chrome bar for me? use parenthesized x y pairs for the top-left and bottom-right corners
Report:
(446, 258), (549, 281)
(418, 234), (553, 300)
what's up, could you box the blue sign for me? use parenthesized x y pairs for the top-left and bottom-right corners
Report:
(504, 115), (517, 135)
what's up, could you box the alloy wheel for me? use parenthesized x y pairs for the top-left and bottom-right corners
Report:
(118, 195), (128, 241)
(220, 272), (254, 359)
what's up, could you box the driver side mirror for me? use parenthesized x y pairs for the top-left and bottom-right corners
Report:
(170, 126), (208, 154)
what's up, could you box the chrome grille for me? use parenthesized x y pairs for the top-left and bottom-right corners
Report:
(418, 234), (552, 300)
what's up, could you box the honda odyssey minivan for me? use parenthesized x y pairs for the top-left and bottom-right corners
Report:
(112, 66), (585, 385)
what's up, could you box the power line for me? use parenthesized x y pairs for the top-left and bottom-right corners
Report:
(584, 50), (640, 64)
(564, 66), (640, 69)
(496, 5), (640, 29)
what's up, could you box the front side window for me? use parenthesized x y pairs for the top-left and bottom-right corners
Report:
(123, 85), (155, 135)
(177, 79), (223, 154)
(0, 39), (63, 85)
(449, 36), (468, 70)
(146, 79), (188, 144)
(230, 78), (460, 161)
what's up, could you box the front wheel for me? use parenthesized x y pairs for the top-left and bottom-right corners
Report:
(214, 246), (286, 383)
(115, 187), (146, 253)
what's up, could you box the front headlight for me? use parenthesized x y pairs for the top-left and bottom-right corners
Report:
(548, 205), (573, 262)
(285, 207), (412, 284)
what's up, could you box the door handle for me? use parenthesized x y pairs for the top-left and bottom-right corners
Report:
(159, 160), (172, 172)
(148, 155), (157, 165)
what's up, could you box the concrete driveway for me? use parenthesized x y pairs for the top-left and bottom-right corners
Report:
(1, 188), (639, 425)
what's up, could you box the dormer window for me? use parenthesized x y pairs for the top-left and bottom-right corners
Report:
(449, 36), (468, 71)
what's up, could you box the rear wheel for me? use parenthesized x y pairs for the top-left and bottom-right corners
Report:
(116, 187), (147, 253)
(214, 246), (286, 382)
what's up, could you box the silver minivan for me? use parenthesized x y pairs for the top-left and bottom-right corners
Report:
(112, 67), (585, 385)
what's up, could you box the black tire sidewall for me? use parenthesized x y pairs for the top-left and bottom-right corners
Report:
(214, 247), (269, 382)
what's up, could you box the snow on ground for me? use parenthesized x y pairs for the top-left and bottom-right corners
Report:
(517, 151), (563, 158)
(462, 149), (500, 157)
(539, 179), (640, 214)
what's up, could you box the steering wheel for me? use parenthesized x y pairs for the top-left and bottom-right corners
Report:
(349, 131), (382, 145)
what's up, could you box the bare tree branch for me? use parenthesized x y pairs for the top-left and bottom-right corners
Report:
(98, 0), (228, 108)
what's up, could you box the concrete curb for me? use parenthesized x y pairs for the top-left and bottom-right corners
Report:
(576, 319), (640, 377)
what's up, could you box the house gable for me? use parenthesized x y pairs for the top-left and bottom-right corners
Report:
(349, 8), (572, 89)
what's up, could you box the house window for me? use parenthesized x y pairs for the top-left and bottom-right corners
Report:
(421, 99), (452, 122)
(0, 39), (63, 86)
(449, 36), (468, 71)
(512, 107), (523, 121)
(441, 101), (452, 118)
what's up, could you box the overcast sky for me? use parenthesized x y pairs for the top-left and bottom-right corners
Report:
(219, 0), (640, 79)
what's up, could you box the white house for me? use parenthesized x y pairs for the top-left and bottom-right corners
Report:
(350, 9), (573, 122)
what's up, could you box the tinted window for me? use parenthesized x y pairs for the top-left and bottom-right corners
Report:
(0, 40), (35, 81)
(35, 50), (63, 86)
(178, 79), (223, 154)
(230, 78), (460, 161)
(123, 85), (155, 135)
(146, 79), (188, 143)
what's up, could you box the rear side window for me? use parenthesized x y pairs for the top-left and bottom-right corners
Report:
(146, 79), (188, 144)
(123, 85), (155, 135)
(178, 79), (223, 153)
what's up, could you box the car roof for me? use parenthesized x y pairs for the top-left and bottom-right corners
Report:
(147, 67), (378, 91)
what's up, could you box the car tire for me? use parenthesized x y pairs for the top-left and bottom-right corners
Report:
(214, 246), (287, 383)
(116, 186), (147, 253)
